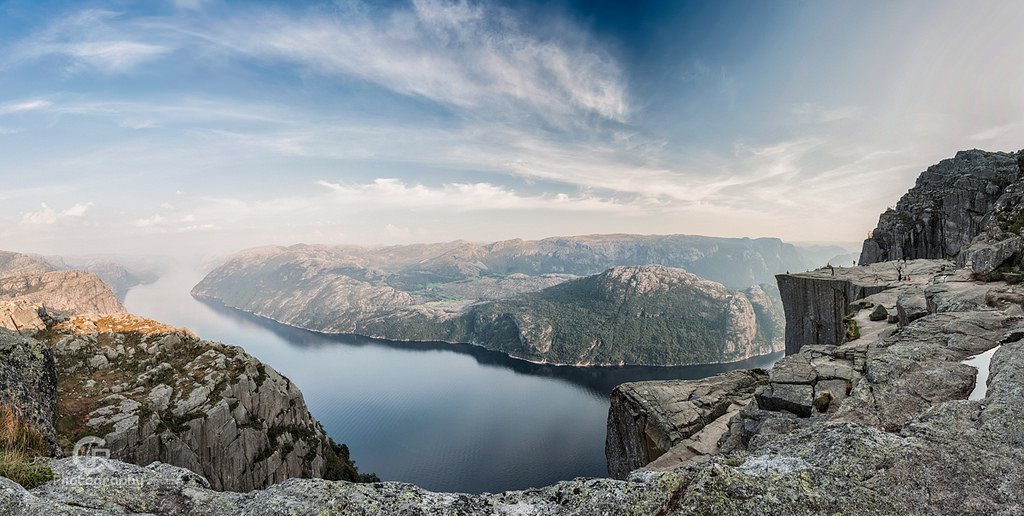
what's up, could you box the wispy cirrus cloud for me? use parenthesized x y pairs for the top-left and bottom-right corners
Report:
(205, 0), (629, 122)
(0, 99), (53, 114)
(790, 103), (864, 123)
(5, 10), (171, 73)
(316, 178), (630, 212)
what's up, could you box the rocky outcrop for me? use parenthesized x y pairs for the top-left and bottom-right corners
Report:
(776, 259), (950, 355)
(0, 270), (125, 317)
(1, 250), (153, 304)
(0, 301), (47, 333)
(2, 457), (689, 515)
(959, 154), (1024, 274)
(0, 331), (58, 455)
(606, 369), (767, 479)
(46, 314), (372, 492)
(860, 149), (1022, 265)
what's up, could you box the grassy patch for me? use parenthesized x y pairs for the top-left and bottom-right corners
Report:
(0, 405), (55, 489)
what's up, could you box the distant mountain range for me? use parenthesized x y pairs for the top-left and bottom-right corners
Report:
(191, 234), (846, 366)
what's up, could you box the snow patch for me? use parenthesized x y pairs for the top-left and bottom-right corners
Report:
(963, 346), (1000, 401)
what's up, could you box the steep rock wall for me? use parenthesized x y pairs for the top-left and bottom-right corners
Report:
(776, 260), (950, 355)
(776, 275), (885, 355)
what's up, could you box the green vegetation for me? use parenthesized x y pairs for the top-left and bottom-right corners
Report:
(322, 442), (379, 483)
(978, 263), (1024, 284)
(0, 405), (55, 489)
(453, 269), (779, 365)
(156, 411), (203, 434)
(844, 316), (861, 341)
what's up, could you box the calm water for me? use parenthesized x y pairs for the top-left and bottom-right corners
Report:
(125, 269), (781, 493)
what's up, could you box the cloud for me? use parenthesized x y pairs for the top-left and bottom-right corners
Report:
(208, 1), (628, 121)
(970, 123), (1024, 142)
(131, 213), (218, 233)
(133, 214), (166, 227)
(7, 10), (171, 73)
(790, 103), (863, 123)
(21, 202), (93, 225)
(0, 99), (53, 114)
(316, 178), (629, 212)
(59, 40), (169, 72)
(172, 0), (212, 10)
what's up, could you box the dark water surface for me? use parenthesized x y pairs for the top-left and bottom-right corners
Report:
(125, 269), (781, 493)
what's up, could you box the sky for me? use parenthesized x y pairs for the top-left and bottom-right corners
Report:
(1, 0), (1023, 257)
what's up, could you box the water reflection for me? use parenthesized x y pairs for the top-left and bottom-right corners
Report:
(198, 298), (782, 397)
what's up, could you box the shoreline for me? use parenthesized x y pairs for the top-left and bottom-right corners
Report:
(190, 291), (784, 370)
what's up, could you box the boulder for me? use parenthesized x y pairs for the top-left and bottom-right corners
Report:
(868, 304), (888, 321)
(754, 383), (813, 417)
(896, 292), (929, 326)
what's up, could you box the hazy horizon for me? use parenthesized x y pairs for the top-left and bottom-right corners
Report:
(2, 0), (1023, 257)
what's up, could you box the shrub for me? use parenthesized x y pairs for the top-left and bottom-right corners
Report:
(844, 318), (861, 341)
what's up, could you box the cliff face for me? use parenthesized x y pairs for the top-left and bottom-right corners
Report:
(47, 314), (372, 491)
(860, 149), (1022, 265)
(776, 259), (949, 355)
